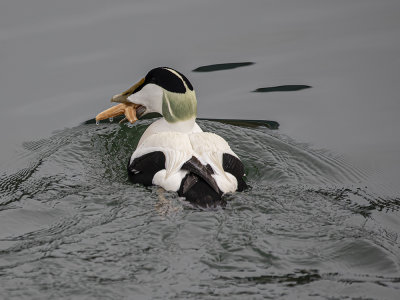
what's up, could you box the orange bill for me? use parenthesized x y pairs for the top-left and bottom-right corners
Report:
(95, 103), (141, 124)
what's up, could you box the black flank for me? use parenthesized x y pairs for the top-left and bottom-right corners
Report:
(222, 153), (248, 191)
(127, 151), (166, 186)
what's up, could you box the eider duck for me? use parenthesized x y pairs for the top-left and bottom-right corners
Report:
(96, 67), (247, 206)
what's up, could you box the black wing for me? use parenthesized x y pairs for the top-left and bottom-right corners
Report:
(181, 156), (221, 195)
(127, 151), (165, 186)
(222, 153), (247, 191)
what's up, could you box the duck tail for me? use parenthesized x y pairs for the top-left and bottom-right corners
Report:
(178, 173), (225, 208)
(178, 156), (225, 207)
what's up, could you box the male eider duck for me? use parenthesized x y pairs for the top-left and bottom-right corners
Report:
(96, 67), (247, 206)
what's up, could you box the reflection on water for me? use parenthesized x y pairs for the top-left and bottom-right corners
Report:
(193, 62), (254, 72)
(0, 120), (399, 299)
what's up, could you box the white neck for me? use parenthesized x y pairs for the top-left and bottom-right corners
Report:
(138, 117), (200, 146)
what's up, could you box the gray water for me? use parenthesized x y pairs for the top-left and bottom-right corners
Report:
(1, 0), (400, 299)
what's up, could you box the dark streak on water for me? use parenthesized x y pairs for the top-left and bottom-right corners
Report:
(0, 120), (399, 299)
(200, 118), (280, 130)
(87, 115), (280, 130)
(253, 85), (312, 93)
(192, 62), (255, 72)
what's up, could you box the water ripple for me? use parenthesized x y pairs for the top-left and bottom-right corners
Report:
(0, 120), (399, 299)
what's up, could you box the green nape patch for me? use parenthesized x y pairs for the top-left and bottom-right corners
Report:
(162, 90), (197, 123)
(193, 62), (254, 72)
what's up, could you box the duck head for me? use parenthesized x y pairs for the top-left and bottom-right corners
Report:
(96, 67), (197, 124)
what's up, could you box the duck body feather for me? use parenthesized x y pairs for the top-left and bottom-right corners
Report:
(101, 66), (247, 206)
(128, 119), (246, 206)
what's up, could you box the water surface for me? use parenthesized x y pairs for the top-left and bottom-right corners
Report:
(1, 0), (400, 299)
(1, 120), (399, 299)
